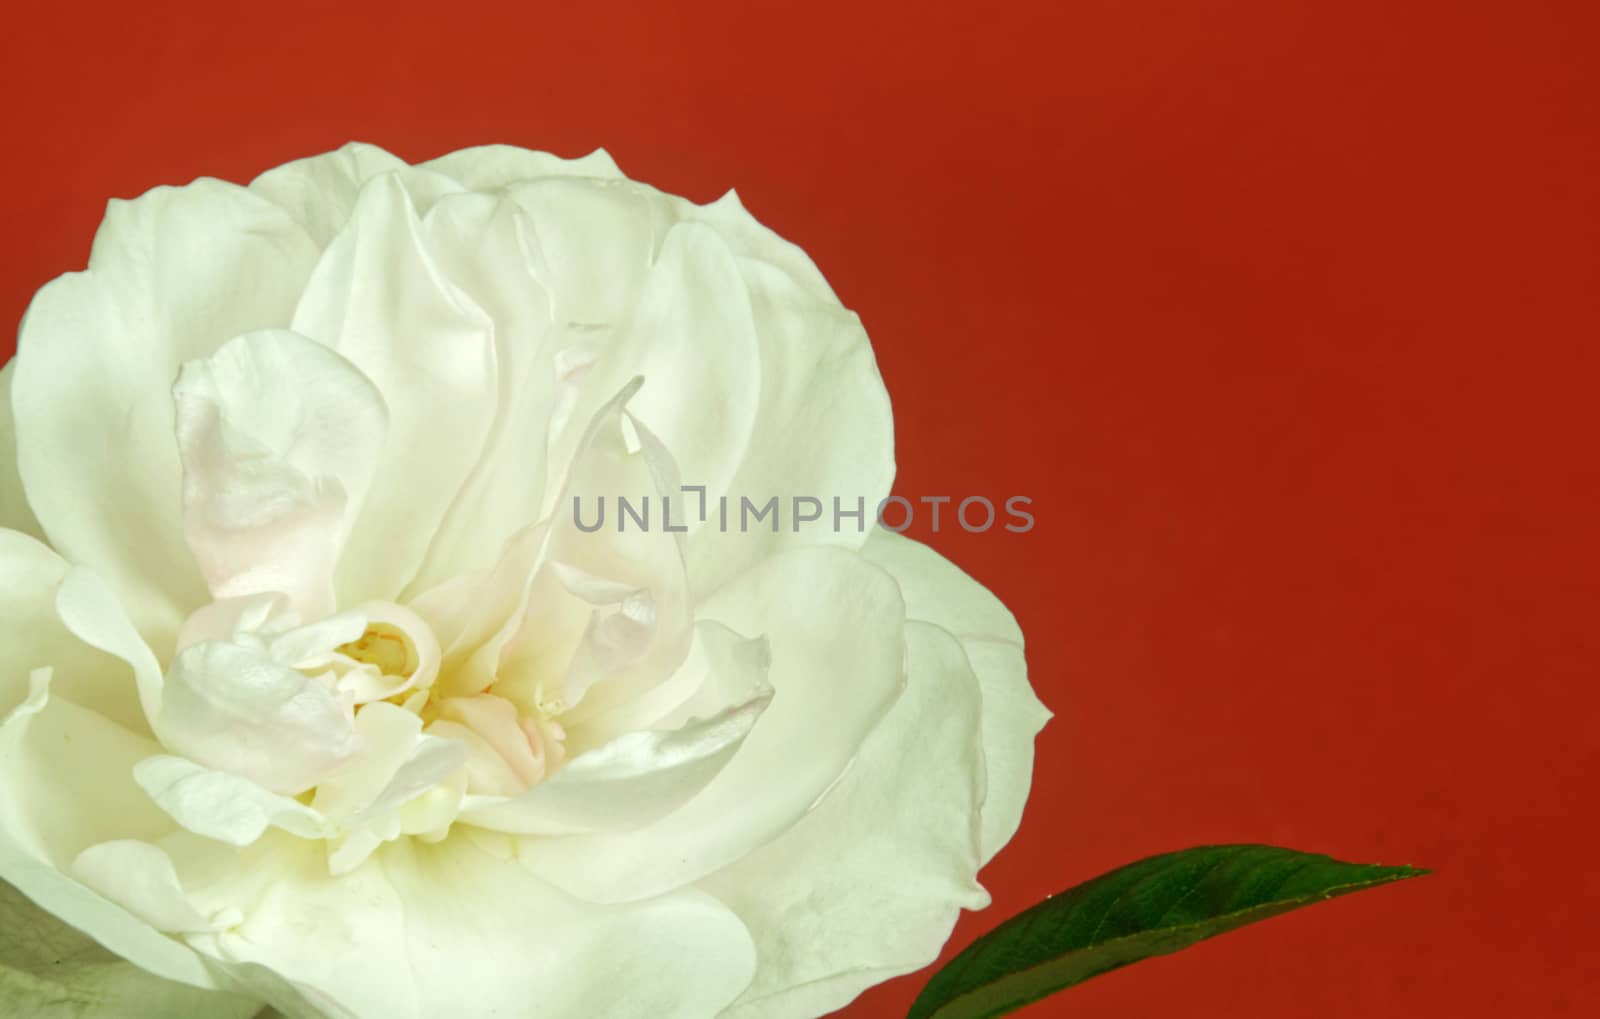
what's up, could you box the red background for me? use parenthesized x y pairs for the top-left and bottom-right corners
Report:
(2, 1), (1595, 1015)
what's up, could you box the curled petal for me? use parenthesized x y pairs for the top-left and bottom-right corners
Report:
(0, 668), (219, 989)
(458, 683), (771, 836)
(861, 529), (1049, 861)
(704, 623), (990, 1018)
(73, 839), (232, 934)
(174, 329), (388, 621)
(520, 545), (905, 903)
(159, 641), (356, 796)
(133, 755), (327, 847)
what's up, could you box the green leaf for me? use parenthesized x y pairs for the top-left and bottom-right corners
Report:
(0, 877), (260, 1018)
(907, 844), (1426, 1019)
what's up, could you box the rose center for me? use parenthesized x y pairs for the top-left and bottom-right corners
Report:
(337, 622), (416, 677)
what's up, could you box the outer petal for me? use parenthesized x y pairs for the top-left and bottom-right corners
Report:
(860, 530), (1050, 862)
(505, 175), (678, 326)
(419, 144), (624, 191)
(249, 142), (460, 247)
(703, 622), (990, 1019)
(291, 174), (499, 605)
(688, 190), (838, 304)
(519, 545), (905, 903)
(188, 838), (755, 1019)
(0, 531), (143, 732)
(13, 179), (321, 656)
(540, 221), (762, 540)
(0, 360), (43, 541)
(681, 254), (895, 596)
(0, 669), (220, 990)
(0, 877), (258, 1018)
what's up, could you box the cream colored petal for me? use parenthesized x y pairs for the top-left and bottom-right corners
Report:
(681, 254), (895, 596)
(419, 145), (624, 191)
(705, 622), (990, 1019)
(519, 546), (905, 903)
(158, 641), (356, 796)
(132, 756), (327, 847)
(190, 838), (754, 1019)
(689, 189), (838, 303)
(458, 685), (770, 836)
(861, 529), (1049, 862)
(174, 329), (388, 621)
(291, 175), (500, 606)
(0, 670), (220, 990)
(0, 876), (259, 1017)
(0, 360), (43, 542)
(0, 532), (143, 734)
(403, 194), (557, 592)
(13, 179), (321, 656)
(313, 702), (465, 826)
(505, 175), (678, 326)
(538, 222), (762, 536)
(249, 142), (460, 247)
(73, 840), (226, 934)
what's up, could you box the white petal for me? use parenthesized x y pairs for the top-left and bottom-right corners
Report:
(690, 189), (838, 303)
(54, 565), (166, 735)
(291, 174), (499, 605)
(194, 838), (755, 1019)
(403, 194), (557, 592)
(861, 529), (1049, 861)
(0, 877), (259, 1017)
(0, 360), (43, 541)
(158, 641), (356, 796)
(681, 254), (895, 596)
(704, 622), (989, 1019)
(0, 532), (142, 734)
(73, 840), (224, 934)
(13, 179), (321, 655)
(316, 702), (465, 874)
(174, 329), (388, 621)
(505, 176), (677, 326)
(540, 223), (761, 532)
(424, 717), (526, 798)
(459, 685), (770, 835)
(519, 546), (905, 903)
(0, 669), (219, 989)
(313, 702), (465, 827)
(419, 144), (624, 191)
(133, 755), (326, 846)
(249, 142), (460, 247)
(305, 601), (440, 705)
(0, 669), (169, 873)
(175, 591), (298, 654)
(509, 387), (693, 719)
(432, 383), (693, 720)
(263, 607), (367, 668)
(573, 620), (771, 748)
(422, 522), (549, 700)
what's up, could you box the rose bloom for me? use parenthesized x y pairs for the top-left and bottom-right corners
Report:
(0, 144), (1048, 1019)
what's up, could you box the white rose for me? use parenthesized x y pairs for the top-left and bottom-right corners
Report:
(0, 143), (1049, 1019)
